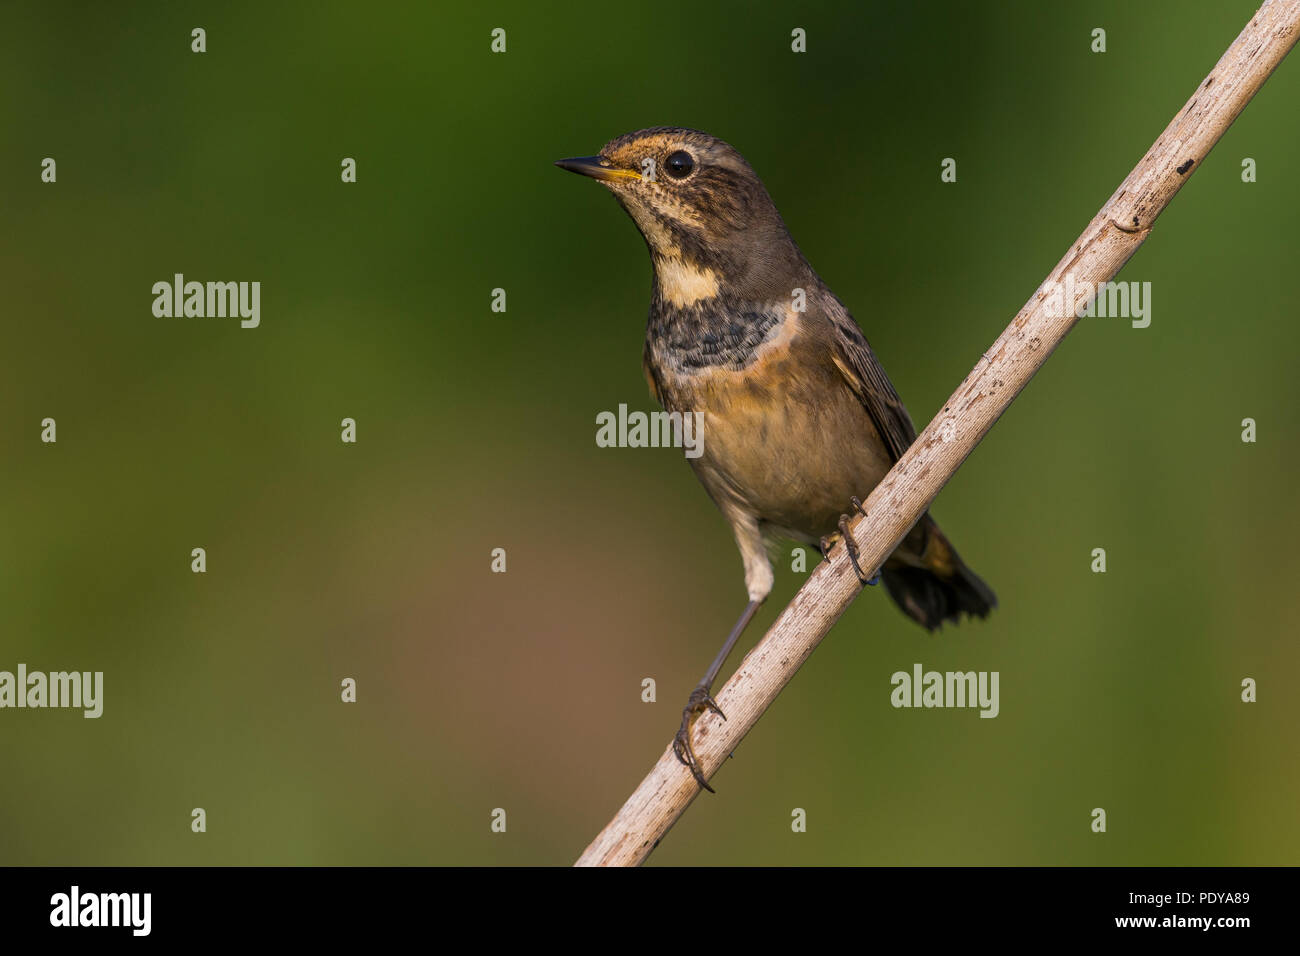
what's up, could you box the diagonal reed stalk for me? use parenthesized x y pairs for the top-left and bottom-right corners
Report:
(576, 0), (1300, 867)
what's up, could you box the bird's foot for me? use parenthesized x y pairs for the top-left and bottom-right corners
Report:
(672, 685), (726, 793)
(820, 498), (879, 586)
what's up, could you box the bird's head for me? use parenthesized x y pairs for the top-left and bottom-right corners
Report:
(556, 127), (807, 304)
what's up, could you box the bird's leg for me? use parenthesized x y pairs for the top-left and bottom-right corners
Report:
(836, 514), (878, 586)
(820, 497), (880, 587)
(847, 496), (880, 585)
(673, 599), (761, 793)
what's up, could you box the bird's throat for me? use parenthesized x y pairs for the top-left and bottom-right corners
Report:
(653, 255), (722, 309)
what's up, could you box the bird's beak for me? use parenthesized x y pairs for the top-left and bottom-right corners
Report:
(553, 155), (641, 182)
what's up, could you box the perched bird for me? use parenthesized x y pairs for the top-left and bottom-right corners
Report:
(556, 128), (996, 791)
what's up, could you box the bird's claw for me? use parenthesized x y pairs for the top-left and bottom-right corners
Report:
(821, 502), (880, 586)
(673, 686), (726, 793)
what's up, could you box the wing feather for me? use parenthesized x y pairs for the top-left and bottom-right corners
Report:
(821, 299), (917, 463)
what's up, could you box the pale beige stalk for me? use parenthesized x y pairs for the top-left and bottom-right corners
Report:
(576, 0), (1300, 867)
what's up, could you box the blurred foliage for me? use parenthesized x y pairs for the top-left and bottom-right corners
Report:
(1, 0), (1297, 865)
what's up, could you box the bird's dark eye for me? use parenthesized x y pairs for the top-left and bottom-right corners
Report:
(665, 150), (695, 179)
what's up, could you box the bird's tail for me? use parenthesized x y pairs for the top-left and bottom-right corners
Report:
(881, 516), (996, 631)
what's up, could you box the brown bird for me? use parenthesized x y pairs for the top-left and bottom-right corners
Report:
(557, 128), (996, 791)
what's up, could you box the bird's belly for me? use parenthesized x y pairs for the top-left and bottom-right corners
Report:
(659, 352), (894, 541)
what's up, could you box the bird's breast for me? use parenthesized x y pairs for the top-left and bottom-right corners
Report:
(645, 307), (893, 539)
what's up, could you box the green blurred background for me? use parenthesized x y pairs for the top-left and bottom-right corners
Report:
(2, 0), (1297, 865)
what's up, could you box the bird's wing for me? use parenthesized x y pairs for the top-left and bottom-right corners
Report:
(822, 299), (918, 463)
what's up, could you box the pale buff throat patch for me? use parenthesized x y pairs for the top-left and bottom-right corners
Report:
(655, 257), (720, 307)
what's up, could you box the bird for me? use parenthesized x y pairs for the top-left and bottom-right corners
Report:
(556, 128), (996, 791)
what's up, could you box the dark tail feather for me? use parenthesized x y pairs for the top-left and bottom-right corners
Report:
(881, 520), (996, 631)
